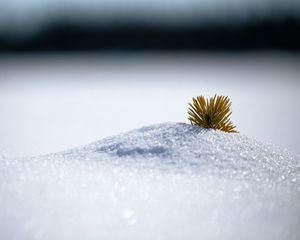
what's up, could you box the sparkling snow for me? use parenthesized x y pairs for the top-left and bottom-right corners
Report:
(0, 123), (300, 240)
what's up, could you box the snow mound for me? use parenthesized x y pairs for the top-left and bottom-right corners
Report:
(53, 122), (300, 182)
(1, 122), (300, 240)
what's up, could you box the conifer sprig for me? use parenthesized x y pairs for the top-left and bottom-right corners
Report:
(188, 95), (238, 133)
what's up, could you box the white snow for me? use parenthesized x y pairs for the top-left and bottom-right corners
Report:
(1, 53), (300, 156)
(0, 122), (300, 240)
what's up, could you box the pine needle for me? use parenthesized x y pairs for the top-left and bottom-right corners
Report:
(188, 95), (238, 133)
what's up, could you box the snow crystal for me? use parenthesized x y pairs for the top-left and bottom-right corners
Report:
(0, 122), (299, 240)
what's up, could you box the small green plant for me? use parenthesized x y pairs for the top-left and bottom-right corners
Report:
(188, 95), (238, 133)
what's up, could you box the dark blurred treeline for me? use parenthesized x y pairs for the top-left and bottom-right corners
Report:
(0, 18), (299, 52)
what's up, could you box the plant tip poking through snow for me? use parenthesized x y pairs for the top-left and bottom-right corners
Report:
(188, 95), (238, 133)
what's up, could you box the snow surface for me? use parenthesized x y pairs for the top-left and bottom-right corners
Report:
(1, 53), (300, 156)
(0, 122), (300, 240)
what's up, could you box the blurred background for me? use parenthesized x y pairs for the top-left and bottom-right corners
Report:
(0, 0), (299, 157)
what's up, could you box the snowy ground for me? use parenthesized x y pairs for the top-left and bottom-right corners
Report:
(0, 53), (299, 239)
(0, 53), (300, 157)
(0, 123), (300, 240)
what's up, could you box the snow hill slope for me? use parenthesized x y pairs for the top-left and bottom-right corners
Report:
(1, 122), (300, 240)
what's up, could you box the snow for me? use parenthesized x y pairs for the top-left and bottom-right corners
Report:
(0, 122), (300, 240)
(1, 53), (300, 157)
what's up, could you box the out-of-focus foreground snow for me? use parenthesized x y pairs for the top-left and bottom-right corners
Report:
(0, 123), (299, 240)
